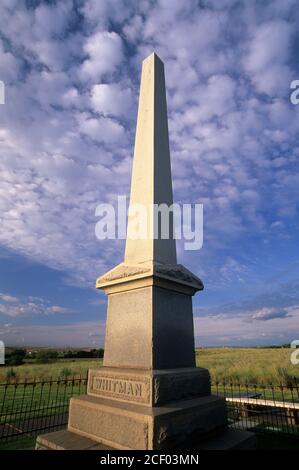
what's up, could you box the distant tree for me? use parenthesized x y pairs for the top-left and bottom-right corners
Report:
(36, 349), (58, 364)
(75, 350), (91, 358)
(91, 348), (104, 358)
(6, 348), (26, 366)
(63, 350), (74, 359)
(60, 349), (104, 359)
(25, 350), (37, 359)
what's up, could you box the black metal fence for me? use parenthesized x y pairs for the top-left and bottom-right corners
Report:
(213, 381), (299, 439)
(0, 375), (88, 442)
(0, 376), (298, 444)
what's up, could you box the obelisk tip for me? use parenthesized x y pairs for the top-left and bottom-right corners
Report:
(143, 51), (163, 65)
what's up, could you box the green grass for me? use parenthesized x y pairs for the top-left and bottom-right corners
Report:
(0, 358), (102, 383)
(0, 379), (87, 424)
(195, 348), (299, 386)
(0, 436), (36, 450)
(253, 422), (299, 437)
(1, 348), (298, 386)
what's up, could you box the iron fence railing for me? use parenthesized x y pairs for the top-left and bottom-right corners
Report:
(0, 375), (298, 443)
(0, 375), (88, 441)
(212, 380), (299, 439)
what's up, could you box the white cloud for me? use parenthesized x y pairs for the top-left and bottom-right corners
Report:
(246, 20), (292, 73)
(0, 294), (19, 303)
(194, 305), (299, 346)
(190, 74), (236, 122)
(0, 294), (71, 317)
(244, 20), (294, 97)
(251, 307), (290, 321)
(77, 112), (126, 144)
(80, 0), (132, 28)
(0, 40), (20, 82)
(34, 1), (73, 40)
(0, 320), (106, 348)
(91, 83), (132, 117)
(80, 31), (123, 81)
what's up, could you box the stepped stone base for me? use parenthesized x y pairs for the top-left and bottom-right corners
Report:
(67, 394), (227, 450)
(36, 428), (255, 451)
(35, 366), (255, 450)
(36, 367), (256, 450)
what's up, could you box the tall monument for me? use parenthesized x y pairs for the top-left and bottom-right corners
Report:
(36, 53), (254, 450)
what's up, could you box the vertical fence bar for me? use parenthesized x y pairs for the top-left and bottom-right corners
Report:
(8, 382), (18, 440)
(0, 383), (9, 439)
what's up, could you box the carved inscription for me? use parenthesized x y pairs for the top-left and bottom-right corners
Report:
(93, 377), (143, 397)
(89, 373), (150, 404)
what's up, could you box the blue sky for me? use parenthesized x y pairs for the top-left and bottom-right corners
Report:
(0, 0), (299, 348)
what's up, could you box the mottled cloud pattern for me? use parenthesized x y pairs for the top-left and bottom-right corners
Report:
(0, 0), (298, 346)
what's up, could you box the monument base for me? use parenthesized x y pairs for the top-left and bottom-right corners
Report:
(35, 366), (255, 450)
(67, 393), (227, 450)
(36, 427), (255, 450)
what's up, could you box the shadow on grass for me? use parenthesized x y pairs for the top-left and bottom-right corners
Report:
(256, 434), (299, 450)
(0, 436), (36, 450)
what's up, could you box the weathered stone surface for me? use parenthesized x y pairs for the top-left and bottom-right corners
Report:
(67, 394), (227, 450)
(152, 368), (210, 405)
(103, 286), (152, 369)
(36, 430), (114, 450)
(96, 262), (203, 292)
(152, 395), (227, 449)
(36, 428), (255, 451)
(152, 286), (195, 369)
(103, 286), (196, 370)
(68, 395), (149, 450)
(124, 53), (176, 266)
(87, 367), (210, 406)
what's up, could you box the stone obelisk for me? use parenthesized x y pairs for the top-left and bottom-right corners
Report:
(97, 53), (204, 372)
(36, 53), (254, 450)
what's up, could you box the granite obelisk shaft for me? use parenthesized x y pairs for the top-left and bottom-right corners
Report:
(125, 53), (176, 265)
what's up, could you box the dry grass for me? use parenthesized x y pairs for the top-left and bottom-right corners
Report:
(1, 348), (298, 386)
(196, 347), (299, 385)
(0, 358), (102, 382)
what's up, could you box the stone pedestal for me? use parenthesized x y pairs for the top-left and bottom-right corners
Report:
(99, 263), (203, 370)
(35, 267), (255, 451)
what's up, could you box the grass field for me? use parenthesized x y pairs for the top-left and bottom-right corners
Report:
(0, 348), (298, 386)
(0, 358), (102, 383)
(195, 348), (299, 385)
